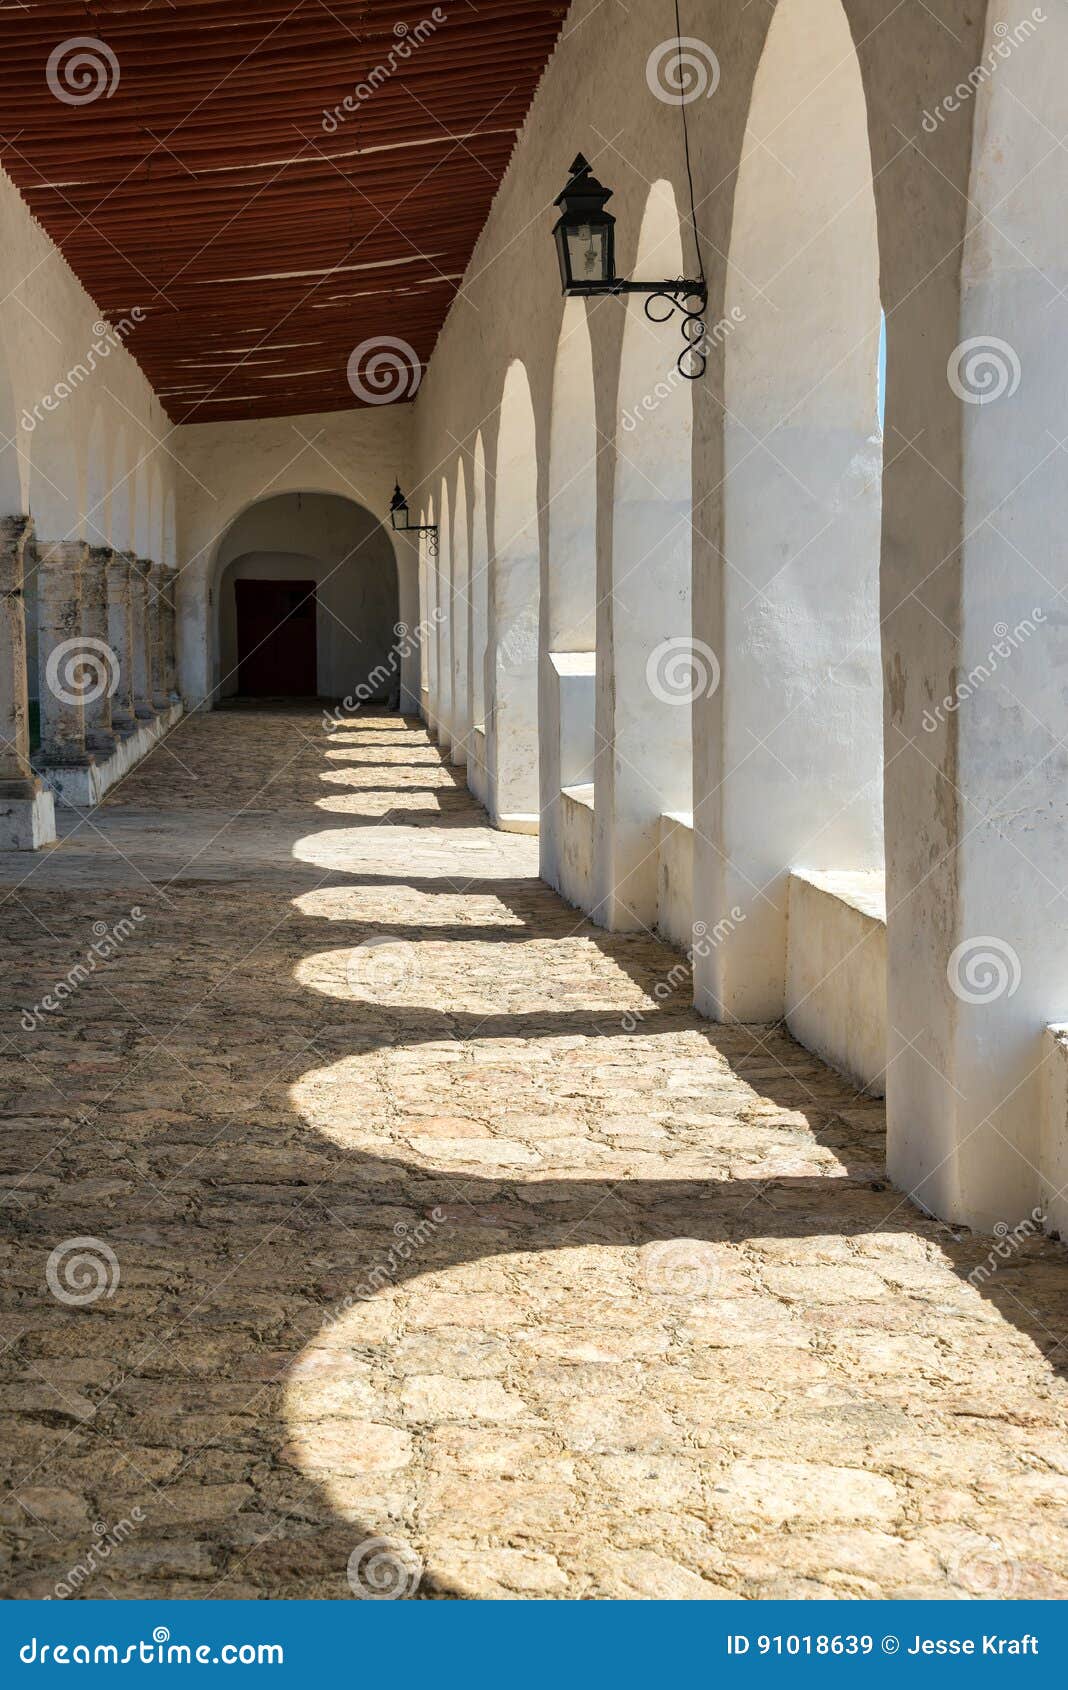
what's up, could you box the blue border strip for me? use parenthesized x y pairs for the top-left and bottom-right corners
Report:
(1, 1600), (1063, 1685)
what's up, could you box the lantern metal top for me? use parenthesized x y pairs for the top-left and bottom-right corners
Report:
(388, 480), (438, 555)
(550, 154), (709, 376)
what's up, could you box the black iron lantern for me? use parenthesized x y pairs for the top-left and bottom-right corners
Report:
(389, 482), (438, 556)
(553, 155), (616, 293)
(551, 154), (708, 379)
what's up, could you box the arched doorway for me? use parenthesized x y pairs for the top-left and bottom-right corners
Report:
(544, 297), (598, 901)
(698, 0), (884, 1022)
(490, 361), (540, 825)
(600, 180), (693, 929)
(451, 456), (470, 764)
(212, 491), (400, 706)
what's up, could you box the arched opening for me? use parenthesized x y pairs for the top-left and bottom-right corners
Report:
(436, 477), (453, 750)
(423, 496), (438, 725)
(149, 467), (163, 563)
(450, 456), (470, 764)
(470, 433), (488, 732)
(705, 0), (884, 1028)
(84, 410), (108, 547)
(0, 324), (23, 515)
(604, 180), (692, 928)
(111, 428), (132, 553)
(133, 463), (151, 557)
(163, 490), (177, 570)
(544, 298), (598, 901)
(490, 360), (540, 825)
(212, 491), (399, 705)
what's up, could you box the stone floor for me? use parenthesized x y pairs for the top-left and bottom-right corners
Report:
(0, 707), (1066, 1600)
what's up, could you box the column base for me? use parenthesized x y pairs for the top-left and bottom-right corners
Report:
(86, 730), (118, 757)
(0, 782), (57, 849)
(134, 705), (157, 723)
(37, 757), (101, 809)
(35, 702), (183, 810)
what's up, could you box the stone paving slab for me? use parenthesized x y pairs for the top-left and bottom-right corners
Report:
(0, 709), (1065, 1599)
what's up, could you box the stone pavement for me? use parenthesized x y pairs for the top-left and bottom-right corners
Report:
(0, 708), (1066, 1600)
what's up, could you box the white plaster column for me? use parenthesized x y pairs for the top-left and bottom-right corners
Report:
(106, 551), (137, 736)
(883, 5), (1068, 1233)
(131, 558), (156, 722)
(0, 516), (55, 849)
(36, 540), (93, 770)
(83, 548), (117, 757)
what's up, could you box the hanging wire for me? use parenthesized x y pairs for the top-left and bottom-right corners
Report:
(674, 0), (706, 290)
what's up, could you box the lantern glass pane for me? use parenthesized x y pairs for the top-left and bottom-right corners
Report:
(567, 223), (610, 286)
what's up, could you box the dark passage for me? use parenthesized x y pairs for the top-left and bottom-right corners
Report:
(235, 579), (317, 696)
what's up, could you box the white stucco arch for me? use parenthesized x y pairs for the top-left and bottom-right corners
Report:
(110, 428), (133, 553)
(84, 409), (109, 547)
(490, 360), (540, 823)
(436, 476), (453, 752)
(133, 462), (151, 557)
(210, 490), (400, 706)
(163, 490), (177, 570)
(699, 0), (884, 1021)
(597, 180), (692, 929)
(470, 433), (488, 733)
(0, 322), (23, 515)
(451, 455), (470, 762)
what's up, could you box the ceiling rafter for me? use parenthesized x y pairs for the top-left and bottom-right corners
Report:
(0, 0), (567, 422)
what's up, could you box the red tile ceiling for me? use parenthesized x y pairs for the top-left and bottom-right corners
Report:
(0, 1), (568, 423)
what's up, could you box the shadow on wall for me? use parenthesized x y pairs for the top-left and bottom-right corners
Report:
(214, 492), (400, 702)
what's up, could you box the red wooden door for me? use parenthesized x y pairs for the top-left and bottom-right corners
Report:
(235, 580), (317, 696)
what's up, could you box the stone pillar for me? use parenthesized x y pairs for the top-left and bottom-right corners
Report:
(82, 548), (117, 757)
(106, 551), (137, 737)
(130, 558), (156, 722)
(148, 562), (171, 710)
(0, 516), (55, 848)
(36, 540), (93, 770)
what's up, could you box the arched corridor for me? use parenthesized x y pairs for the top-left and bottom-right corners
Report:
(0, 706), (1064, 1598)
(0, 0), (1066, 1609)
